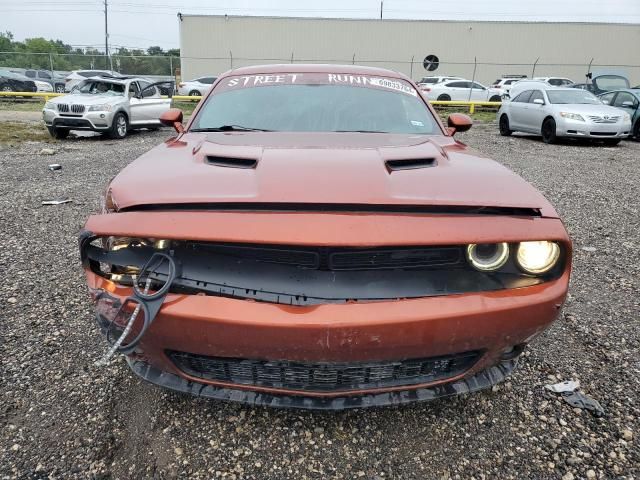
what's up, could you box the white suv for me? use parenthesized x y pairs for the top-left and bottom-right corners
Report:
(491, 76), (528, 97)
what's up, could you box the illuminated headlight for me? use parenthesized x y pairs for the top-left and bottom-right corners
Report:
(559, 112), (585, 122)
(88, 104), (112, 112)
(44, 101), (56, 110)
(466, 243), (509, 272)
(516, 241), (560, 274)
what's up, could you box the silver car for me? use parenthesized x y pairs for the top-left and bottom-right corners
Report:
(43, 76), (172, 139)
(498, 87), (632, 145)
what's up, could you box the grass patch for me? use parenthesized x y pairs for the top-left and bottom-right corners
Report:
(0, 99), (44, 112)
(172, 100), (199, 116)
(435, 107), (498, 123)
(0, 122), (53, 144)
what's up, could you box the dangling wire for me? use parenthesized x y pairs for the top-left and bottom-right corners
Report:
(95, 275), (151, 366)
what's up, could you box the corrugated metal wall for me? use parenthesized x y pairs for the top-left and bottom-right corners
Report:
(179, 15), (640, 85)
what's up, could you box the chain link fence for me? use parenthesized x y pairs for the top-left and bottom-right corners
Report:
(2, 51), (639, 87)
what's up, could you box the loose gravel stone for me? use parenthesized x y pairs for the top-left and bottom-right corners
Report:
(0, 124), (639, 479)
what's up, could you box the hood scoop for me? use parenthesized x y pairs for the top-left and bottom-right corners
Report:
(385, 157), (436, 172)
(205, 155), (258, 169)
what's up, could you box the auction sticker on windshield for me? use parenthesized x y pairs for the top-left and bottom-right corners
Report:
(222, 73), (419, 96)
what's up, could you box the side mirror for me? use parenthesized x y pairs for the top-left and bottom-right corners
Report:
(447, 113), (472, 135)
(533, 98), (545, 105)
(602, 99), (610, 105)
(621, 101), (635, 108)
(160, 108), (184, 133)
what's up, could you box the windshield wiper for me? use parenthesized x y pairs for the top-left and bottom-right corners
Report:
(191, 125), (272, 132)
(333, 129), (390, 133)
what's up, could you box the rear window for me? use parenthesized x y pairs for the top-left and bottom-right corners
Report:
(191, 73), (439, 134)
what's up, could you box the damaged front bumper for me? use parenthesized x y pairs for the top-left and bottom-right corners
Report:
(80, 210), (571, 409)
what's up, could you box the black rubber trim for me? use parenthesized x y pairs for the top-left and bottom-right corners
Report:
(126, 357), (517, 410)
(118, 202), (542, 217)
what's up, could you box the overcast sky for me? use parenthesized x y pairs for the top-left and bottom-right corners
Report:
(4, 0), (640, 50)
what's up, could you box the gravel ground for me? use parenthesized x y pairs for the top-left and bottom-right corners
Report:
(0, 124), (638, 479)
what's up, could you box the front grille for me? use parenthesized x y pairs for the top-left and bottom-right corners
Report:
(57, 103), (85, 114)
(187, 242), (464, 271)
(588, 115), (619, 124)
(167, 350), (481, 392)
(329, 247), (461, 270)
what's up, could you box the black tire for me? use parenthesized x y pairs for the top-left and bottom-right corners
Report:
(633, 120), (640, 141)
(46, 126), (70, 139)
(1, 85), (12, 92)
(541, 118), (557, 144)
(189, 90), (200, 97)
(437, 94), (451, 101)
(109, 112), (128, 139)
(499, 114), (512, 136)
(489, 95), (501, 102)
(55, 84), (65, 93)
(602, 139), (621, 146)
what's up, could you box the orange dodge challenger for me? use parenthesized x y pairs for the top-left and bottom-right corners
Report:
(80, 65), (571, 409)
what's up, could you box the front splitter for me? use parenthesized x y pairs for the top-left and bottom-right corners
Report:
(126, 357), (517, 410)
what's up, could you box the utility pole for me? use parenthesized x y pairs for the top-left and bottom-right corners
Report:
(104, 0), (109, 70)
(380, 1), (383, 20)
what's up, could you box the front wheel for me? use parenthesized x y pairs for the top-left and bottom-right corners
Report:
(437, 94), (451, 101)
(489, 95), (501, 102)
(633, 120), (640, 141)
(1, 85), (12, 92)
(55, 84), (65, 93)
(499, 114), (512, 136)
(189, 90), (200, 97)
(46, 126), (70, 139)
(109, 112), (128, 139)
(541, 118), (557, 144)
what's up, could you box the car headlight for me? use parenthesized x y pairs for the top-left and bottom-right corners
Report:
(88, 104), (112, 112)
(516, 241), (560, 274)
(559, 112), (585, 121)
(466, 243), (509, 272)
(622, 112), (631, 122)
(44, 101), (56, 110)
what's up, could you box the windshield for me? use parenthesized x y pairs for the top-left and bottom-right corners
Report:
(546, 90), (601, 105)
(73, 80), (125, 96)
(191, 74), (438, 134)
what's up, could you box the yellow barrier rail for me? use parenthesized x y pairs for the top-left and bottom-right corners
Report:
(0, 91), (202, 102)
(0, 92), (501, 113)
(430, 100), (502, 114)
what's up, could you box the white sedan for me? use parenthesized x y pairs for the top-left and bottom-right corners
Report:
(498, 87), (631, 145)
(177, 76), (217, 97)
(424, 80), (502, 102)
(35, 80), (53, 93)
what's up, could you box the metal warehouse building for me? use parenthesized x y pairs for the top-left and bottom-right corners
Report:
(178, 15), (640, 85)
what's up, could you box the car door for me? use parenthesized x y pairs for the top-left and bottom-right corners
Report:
(443, 81), (469, 100)
(129, 80), (172, 124)
(470, 82), (488, 101)
(507, 90), (532, 130)
(524, 90), (546, 132)
(599, 92), (617, 106)
(612, 91), (639, 121)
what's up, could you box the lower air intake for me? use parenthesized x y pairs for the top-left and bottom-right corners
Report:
(167, 350), (481, 392)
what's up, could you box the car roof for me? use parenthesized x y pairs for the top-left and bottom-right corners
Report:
(226, 63), (408, 80)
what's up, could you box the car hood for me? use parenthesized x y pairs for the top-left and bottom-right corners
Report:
(549, 104), (626, 116)
(108, 132), (559, 218)
(50, 93), (123, 105)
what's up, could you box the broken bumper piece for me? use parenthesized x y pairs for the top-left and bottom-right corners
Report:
(127, 356), (517, 410)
